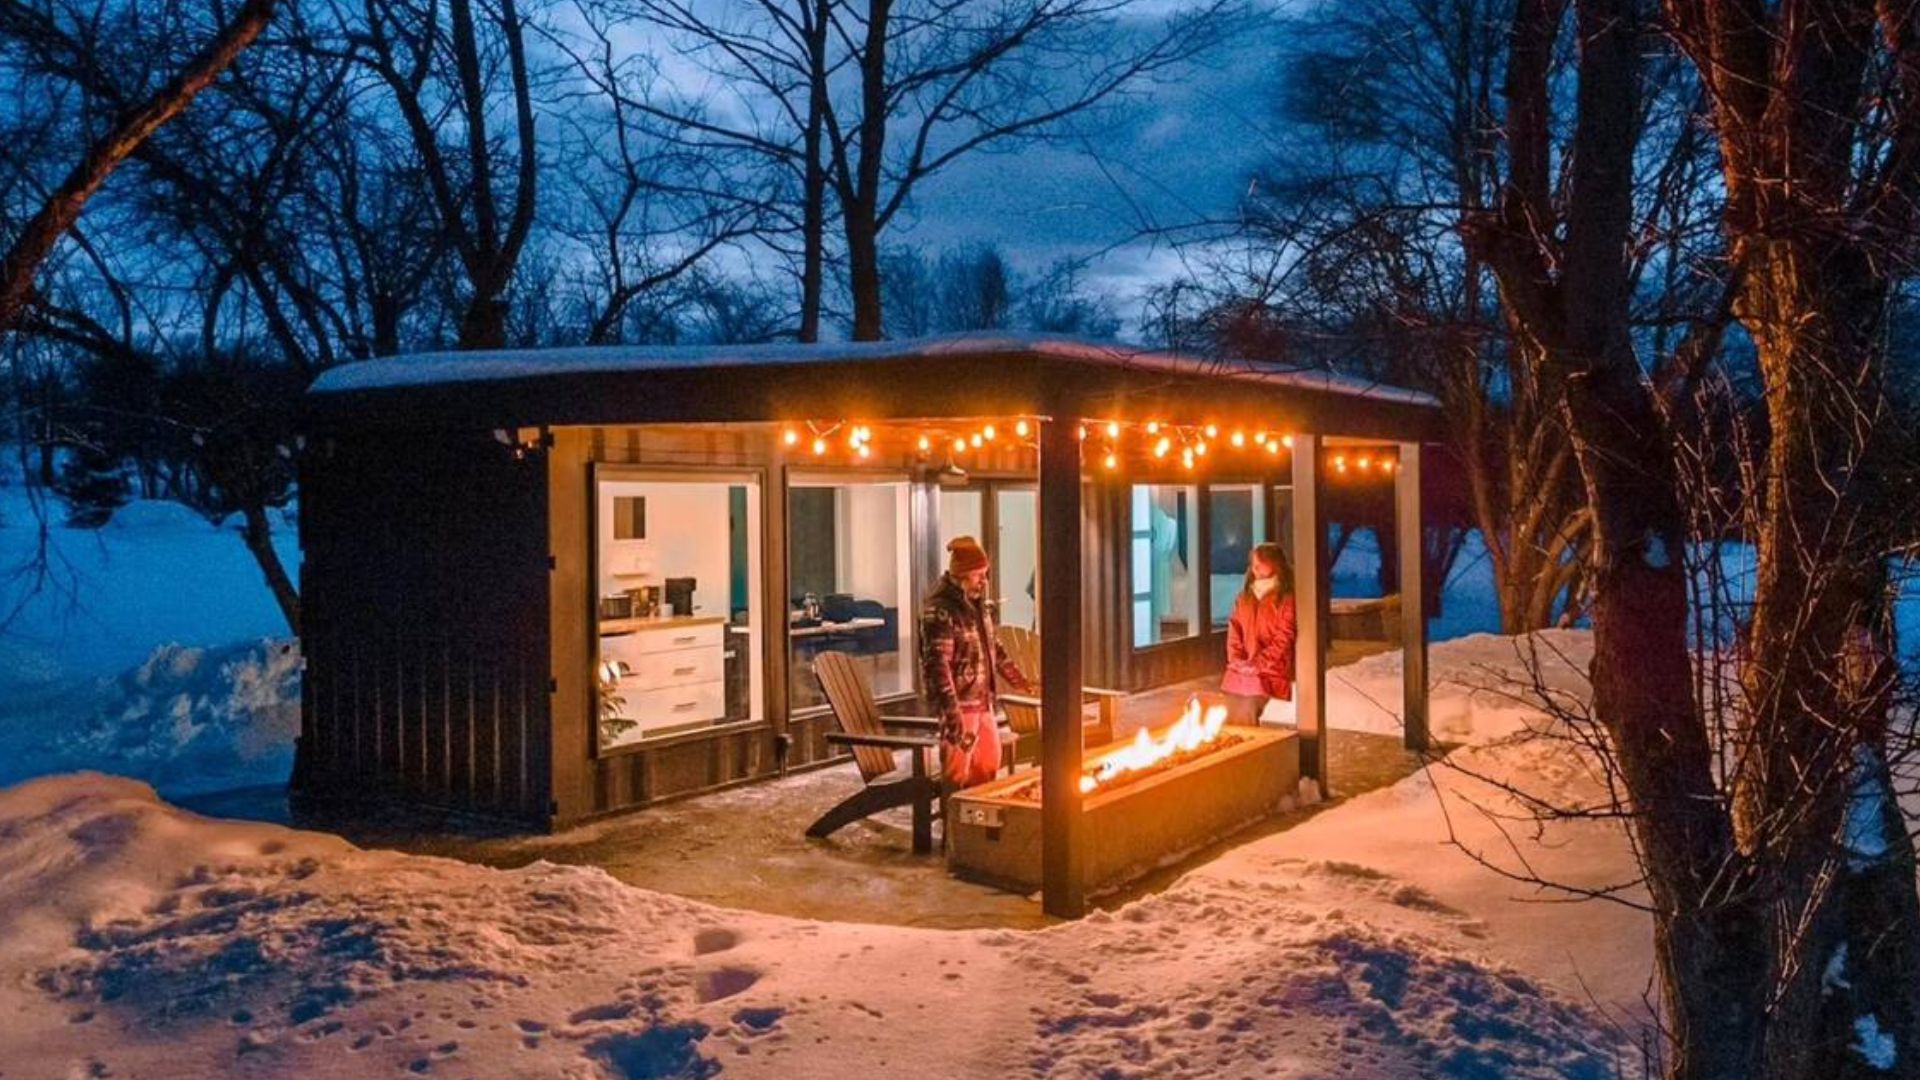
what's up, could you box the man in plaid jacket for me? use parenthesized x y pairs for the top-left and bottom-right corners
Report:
(920, 535), (1032, 787)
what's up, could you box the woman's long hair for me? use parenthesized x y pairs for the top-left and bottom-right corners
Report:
(1241, 541), (1293, 602)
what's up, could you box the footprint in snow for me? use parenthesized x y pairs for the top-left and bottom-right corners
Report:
(692, 927), (739, 956)
(732, 1006), (784, 1036)
(694, 966), (760, 1004)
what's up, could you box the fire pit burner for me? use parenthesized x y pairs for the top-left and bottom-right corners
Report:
(948, 706), (1301, 897)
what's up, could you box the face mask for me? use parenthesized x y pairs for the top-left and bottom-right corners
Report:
(1251, 576), (1278, 600)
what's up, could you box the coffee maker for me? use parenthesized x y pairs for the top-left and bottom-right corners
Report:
(664, 577), (696, 617)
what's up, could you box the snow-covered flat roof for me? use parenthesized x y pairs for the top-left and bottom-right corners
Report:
(309, 332), (1440, 410)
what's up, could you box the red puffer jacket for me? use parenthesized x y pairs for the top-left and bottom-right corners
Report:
(1225, 591), (1297, 700)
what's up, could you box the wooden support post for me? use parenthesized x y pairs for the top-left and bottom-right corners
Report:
(1039, 414), (1085, 918)
(1290, 433), (1329, 792)
(1397, 442), (1429, 752)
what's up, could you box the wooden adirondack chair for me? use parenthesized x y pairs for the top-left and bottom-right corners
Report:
(808, 650), (1015, 854)
(994, 625), (1121, 764)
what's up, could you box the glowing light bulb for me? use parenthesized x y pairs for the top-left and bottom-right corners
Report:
(1358, 455), (1372, 470)
(812, 438), (827, 456)
(1195, 442), (1208, 458)
(1154, 437), (1171, 458)
(983, 424), (997, 440)
(970, 433), (984, 448)
(1204, 423), (1218, 438)
(1281, 434), (1294, 449)
(954, 437), (968, 453)
(1266, 439), (1281, 456)
(1104, 452), (1118, 470)
(1182, 450), (1195, 470)
(1015, 419), (1030, 437)
(917, 434), (931, 452)
(1146, 421), (1160, 435)
(1106, 421), (1121, 439)
(783, 428), (800, 446)
(857, 443), (872, 459)
(1254, 431), (1267, 445)
(1078, 425), (1087, 440)
(1230, 431), (1245, 448)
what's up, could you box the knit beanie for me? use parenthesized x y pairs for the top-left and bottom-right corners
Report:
(947, 535), (990, 574)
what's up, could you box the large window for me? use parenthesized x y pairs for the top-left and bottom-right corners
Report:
(788, 476), (917, 708)
(594, 471), (763, 753)
(1130, 484), (1199, 647)
(1208, 484), (1268, 629)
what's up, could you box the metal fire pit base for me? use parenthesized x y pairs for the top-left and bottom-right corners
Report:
(948, 727), (1300, 898)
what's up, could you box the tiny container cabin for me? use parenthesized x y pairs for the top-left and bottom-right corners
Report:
(294, 333), (1442, 910)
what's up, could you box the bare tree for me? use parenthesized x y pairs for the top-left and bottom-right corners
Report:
(0, 0), (278, 333)
(1459, 0), (1920, 1073)
(329, 0), (539, 350)
(625, 0), (1242, 340)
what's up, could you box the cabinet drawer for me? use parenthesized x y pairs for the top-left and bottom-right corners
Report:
(621, 647), (723, 689)
(617, 680), (724, 732)
(613, 623), (724, 655)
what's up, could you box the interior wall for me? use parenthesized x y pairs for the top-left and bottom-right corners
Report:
(597, 480), (732, 619)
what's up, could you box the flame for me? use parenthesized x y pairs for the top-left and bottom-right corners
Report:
(1077, 696), (1229, 794)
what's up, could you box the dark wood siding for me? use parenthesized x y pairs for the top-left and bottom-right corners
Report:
(295, 427), (553, 825)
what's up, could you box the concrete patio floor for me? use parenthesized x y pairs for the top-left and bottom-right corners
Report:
(260, 660), (1433, 931)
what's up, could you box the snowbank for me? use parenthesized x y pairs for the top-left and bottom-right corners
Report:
(1259, 629), (1593, 744)
(0, 754), (1631, 1079)
(0, 638), (301, 798)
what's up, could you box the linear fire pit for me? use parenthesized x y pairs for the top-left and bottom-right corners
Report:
(948, 706), (1300, 897)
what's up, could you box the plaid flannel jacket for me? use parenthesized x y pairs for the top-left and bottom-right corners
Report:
(919, 574), (1030, 744)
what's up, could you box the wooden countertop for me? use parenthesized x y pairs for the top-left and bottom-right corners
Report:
(600, 614), (728, 635)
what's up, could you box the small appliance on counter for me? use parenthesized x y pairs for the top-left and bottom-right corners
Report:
(599, 592), (634, 620)
(665, 577), (697, 617)
(629, 585), (660, 617)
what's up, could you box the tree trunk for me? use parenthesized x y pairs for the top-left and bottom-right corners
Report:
(798, 0), (830, 343)
(240, 502), (300, 636)
(1732, 238), (1920, 1079)
(845, 208), (882, 341)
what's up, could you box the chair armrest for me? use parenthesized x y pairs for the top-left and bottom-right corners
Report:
(826, 731), (940, 751)
(1082, 686), (1126, 700)
(879, 714), (942, 731)
(1000, 692), (1041, 708)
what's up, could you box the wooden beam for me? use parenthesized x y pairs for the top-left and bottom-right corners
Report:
(1039, 414), (1085, 918)
(1290, 433), (1329, 792)
(1397, 442), (1429, 752)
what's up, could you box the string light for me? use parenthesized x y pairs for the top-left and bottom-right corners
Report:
(1146, 421), (1160, 435)
(1103, 451), (1118, 471)
(857, 443), (872, 459)
(954, 437), (968, 453)
(1266, 439), (1281, 456)
(1106, 420), (1121, 439)
(812, 437), (828, 456)
(783, 428), (800, 446)
(983, 423), (997, 440)
(1281, 434), (1294, 449)
(1194, 441), (1208, 458)
(917, 434), (931, 452)
(1254, 431), (1267, 445)
(1204, 423), (1218, 439)
(1230, 430), (1245, 448)
(1154, 436), (1171, 458)
(1015, 419), (1030, 438)
(970, 433), (984, 448)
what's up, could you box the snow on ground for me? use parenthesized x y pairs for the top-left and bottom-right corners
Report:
(0, 637), (301, 799)
(0, 729), (1636, 1080)
(0, 485), (298, 680)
